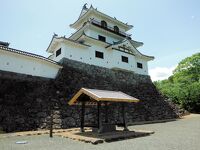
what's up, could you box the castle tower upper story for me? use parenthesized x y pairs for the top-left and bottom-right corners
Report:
(46, 4), (154, 75)
(70, 4), (133, 32)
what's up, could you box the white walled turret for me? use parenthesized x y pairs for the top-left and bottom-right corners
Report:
(47, 4), (154, 75)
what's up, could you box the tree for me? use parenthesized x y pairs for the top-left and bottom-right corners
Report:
(173, 53), (200, 83)
(154, 53), (200, 113)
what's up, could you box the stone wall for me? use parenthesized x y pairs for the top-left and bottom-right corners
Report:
(0, 58), (179, 132)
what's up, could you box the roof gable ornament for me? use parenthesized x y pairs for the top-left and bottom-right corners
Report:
(71, 5), (133, 31)
(115, 40), (139, 55)
(0, 41), (9, 47)
(79, 3), (89, 18)
(106, 39), (154, 60)
(83, 3), (88, 10)
(90, 4), (94, 9)
(53, 32), (58, 37)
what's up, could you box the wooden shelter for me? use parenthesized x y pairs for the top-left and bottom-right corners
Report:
(68, 88), (139, 133)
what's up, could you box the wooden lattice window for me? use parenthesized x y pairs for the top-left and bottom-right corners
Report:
(114, 26), (119, 33)
(98, 35), (106, 42)
(95, 51), (104, 59)
(137, 62), (143, 69)
(121, 56), (128, 63)
(56, 48), (61, 57)
(101, 20), (107, 28)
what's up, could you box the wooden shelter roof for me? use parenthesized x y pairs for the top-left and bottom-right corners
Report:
(68, 88), (139, 105)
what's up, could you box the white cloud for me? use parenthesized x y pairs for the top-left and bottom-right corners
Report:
(149, 66), (176, 81)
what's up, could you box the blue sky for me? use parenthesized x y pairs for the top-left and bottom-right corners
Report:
(1, 0), (200, 80)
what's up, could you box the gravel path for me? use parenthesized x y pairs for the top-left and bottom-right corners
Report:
(0, 114), (200, 150)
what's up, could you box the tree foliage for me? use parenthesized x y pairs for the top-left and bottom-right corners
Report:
(154, 53), (200, 113)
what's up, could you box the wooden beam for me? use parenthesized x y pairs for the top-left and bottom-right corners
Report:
(49, 112), (53, 137)
(80, 101), (85, 132)
(105, 101), (108, 123)
(49, 96), (53, 138)
(97, 101), (102, 133)
(122, 103), (129, 131)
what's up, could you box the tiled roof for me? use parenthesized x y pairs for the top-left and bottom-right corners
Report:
(0, 45), (61, 66)
(46, 34), (91, 52)
(70, 5), (133, 30)
(0, 41), (9, 47)
(76, 31), (110, 45)
(62, 37), (91, 47)
(106, 39), (154, 59)
(68, 88), (139, 105)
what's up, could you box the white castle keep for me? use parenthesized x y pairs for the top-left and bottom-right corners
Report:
(0, 4), (154, 78)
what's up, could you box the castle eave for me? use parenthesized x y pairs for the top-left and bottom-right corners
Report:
(46, 36), (90, 53)
(70, 7), (133, 31)
(0, 45), (62, 68)
(77, 33), (110, 46)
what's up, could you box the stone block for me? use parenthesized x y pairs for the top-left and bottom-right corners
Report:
(0, 60), (181, 132)
(53, 114), (60, 119)
(37, 112), (47, 118)
(53, 119), (62, 124)
(62, 117), (76, 128)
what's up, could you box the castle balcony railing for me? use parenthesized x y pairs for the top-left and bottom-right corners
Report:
(90, 19), (131, 38)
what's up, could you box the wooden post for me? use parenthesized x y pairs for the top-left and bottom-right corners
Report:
(49, 112), (53, 137)
(122, 103), (129, 131)
(49, 96), (53, 138)
(80, 101), (85, 132)
(97, 101), (102, 133)
(105, 101), (108, 123)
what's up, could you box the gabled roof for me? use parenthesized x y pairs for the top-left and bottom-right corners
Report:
(69, 21), (129, 42)
(107, 38), (143, 48)
(0, 45), (62, 67)
(76, 32), (110, 46)
(130, 39), (144, 48)
(69, 21), (89, 40)
(70, 5), (133, 31)
(68, 88), (139, 105)
(106, 39), (154, 61)
(46, 35), (91, 53)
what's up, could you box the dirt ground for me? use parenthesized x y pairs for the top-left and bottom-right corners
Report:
(0, 114), (200, 150)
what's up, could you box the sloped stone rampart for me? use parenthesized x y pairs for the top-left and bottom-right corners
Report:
(0, 59), (178, 132)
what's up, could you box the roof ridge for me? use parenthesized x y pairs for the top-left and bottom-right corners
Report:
(59, 36), (91, 47)
(70, 5), (133, 29)
(0, 45), (61, 66)
(91, 7), (133, 28)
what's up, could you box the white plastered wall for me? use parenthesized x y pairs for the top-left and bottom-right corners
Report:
(0, 50), (61, 78)
(52, 40), (149, 75)
(85, 29), (122, 44)
(90, 14), (126, 32)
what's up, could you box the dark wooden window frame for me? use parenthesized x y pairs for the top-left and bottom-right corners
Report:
(137, 62), (143, 69)
(101, 20), (107, 28)
(91, 20), (131, 38)
(56, 48), (61, 57)
(114, 26), (119, 33)
(98, 35), (106, 42)
(121, 56), (129, 63)
(95, 51), (104, 59)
